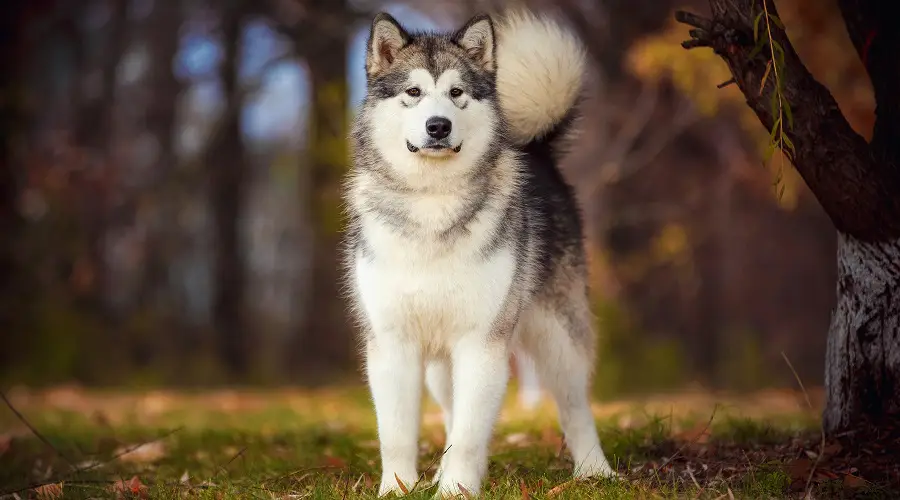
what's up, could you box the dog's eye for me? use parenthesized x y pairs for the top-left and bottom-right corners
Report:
(405, 87), (421, 97)
(450, 88), (463, 98)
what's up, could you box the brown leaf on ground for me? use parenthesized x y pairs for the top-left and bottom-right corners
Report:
(394, 472), (409, 494)
(323, 455), (347, 468)
(843, 473), (868, 489)
(111, 476), (148, 499)
(822, 441), (843, 457)
(787, 457), (813, 482)
(520, 479), (530, 500)
(546, 479), (574, 498)
(0, 434), (11, 457)
(33, 483), (64, 499)
(115, 441), (166, 463)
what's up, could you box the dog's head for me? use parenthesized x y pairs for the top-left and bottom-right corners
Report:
(359, 13), (502, 186)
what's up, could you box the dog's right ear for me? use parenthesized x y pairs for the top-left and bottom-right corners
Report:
(367, 13), (410, 77)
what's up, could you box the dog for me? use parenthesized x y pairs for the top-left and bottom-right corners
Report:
(342, 9), (616, 497)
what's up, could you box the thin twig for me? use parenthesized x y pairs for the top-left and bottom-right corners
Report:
(781, 351), (825, 500)
(215, 446), (247, 477)
(415, 444), (451, 491)
(0, 391), (77, 470)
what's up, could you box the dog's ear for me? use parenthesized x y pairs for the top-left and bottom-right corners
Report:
(453, 14), (495, 72)
(367, 13), (410, 77)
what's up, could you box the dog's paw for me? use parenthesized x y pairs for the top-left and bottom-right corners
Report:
(378, 472), (418, 497)
(573, 455), (619, 480)
(433, 474), (480, 499)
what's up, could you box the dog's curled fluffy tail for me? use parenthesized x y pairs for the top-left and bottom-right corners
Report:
(495, 10), (586, 148)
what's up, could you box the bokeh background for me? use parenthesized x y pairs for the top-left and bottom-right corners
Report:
(0, 0), (875, 395)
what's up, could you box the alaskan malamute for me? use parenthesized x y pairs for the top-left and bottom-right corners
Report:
(343, 9), (616, 497)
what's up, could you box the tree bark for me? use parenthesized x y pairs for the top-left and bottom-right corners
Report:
(676, 0), (900, 434)
(209, 0), (250, 378)
(824, 233), (900, 432)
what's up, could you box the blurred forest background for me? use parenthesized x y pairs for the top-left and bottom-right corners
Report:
(0, 0), (876, 394)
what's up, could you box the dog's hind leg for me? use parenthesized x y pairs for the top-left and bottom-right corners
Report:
(426, 359), (453, 437)
(521, 299), (616, 479)
(425, 359), (453, 484)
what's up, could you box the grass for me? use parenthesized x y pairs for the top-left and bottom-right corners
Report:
(0, 384), (883, 499)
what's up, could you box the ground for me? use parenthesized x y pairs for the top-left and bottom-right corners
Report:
(0, 385), (896, 499)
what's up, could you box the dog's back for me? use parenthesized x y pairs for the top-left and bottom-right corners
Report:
(344, 10), (614, 497)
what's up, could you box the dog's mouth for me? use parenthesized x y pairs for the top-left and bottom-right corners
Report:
(407, 140), (462, 155)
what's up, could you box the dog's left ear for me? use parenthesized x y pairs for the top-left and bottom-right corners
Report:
(453, 14), (495, 72)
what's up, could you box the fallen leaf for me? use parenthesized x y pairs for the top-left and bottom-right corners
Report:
(324, 455), (347, 468)
(115, 442), (166, 463)
(546, 480), (574, 498)
(787, 457), (813, 482)
(394, 473), (409, 494)
(843, 474), (868, 489)
(520, 479), (530, 500)
(822, 442), (843, 456)
(111, 476), (148, 499)
(0, 434), (11, 457)
(456, 483), (474, 499)
(33, 483), (64, 499)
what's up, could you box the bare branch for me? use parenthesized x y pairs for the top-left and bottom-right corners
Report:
(675, 0), (900, 241)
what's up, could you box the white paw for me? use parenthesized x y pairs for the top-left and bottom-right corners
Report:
(429, 466), (443, 486)
(378, 472), (418, 497)
(434, 472), (481, 499)
(573, 455), (618, 480)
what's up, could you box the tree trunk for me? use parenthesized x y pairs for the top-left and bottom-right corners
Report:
(0, 0), (28, 370)
(139, 0), (182, 309)
(286, 1), (355, 379)
(824, 233), (900, 433)
(70, 0), (128, 312)
(209, 0), (249, 378)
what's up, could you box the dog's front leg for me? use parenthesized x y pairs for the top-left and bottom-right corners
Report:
(436, 334), (509, 497)
(367, 336), (423, 496)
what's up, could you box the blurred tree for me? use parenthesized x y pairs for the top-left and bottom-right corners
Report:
(71, 0), (129, 318)
(140, 0), (183, 312)
(677, 0), (900, 434)
(208, 0), (250, 378)
(266, 0), (366, 378)
(0, 0), (29, 369)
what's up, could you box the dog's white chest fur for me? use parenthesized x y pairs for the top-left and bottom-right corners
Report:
(354, 211), (515, 351)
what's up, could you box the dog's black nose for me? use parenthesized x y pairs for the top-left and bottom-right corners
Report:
(425, 116), (452, 139)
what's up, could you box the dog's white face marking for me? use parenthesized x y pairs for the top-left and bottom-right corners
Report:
(369, 68), (496, 189)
